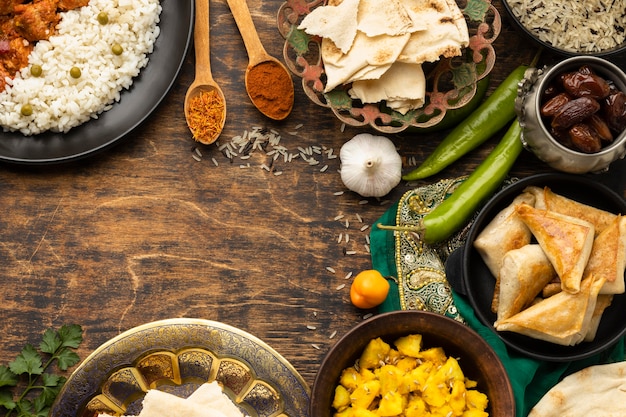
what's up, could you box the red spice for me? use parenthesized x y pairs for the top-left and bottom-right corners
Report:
(246, 61), (293, 120)
(187, 89), (225, 144)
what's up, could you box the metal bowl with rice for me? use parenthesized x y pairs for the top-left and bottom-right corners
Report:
(502, 0), (626, 63)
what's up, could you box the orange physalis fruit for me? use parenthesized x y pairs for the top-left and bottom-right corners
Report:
(350, 269), (390, 309)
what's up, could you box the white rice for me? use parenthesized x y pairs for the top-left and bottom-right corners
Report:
(0, 0), (162, 135)
(506, 0), (626, 53)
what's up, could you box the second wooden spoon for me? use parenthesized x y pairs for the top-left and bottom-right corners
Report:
(226, 0), (294, 120)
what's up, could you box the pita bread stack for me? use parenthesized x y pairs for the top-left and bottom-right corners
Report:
(98, 382), (244, 417)
(473, 186), (626, 346)
(528, 361), (626, 416)
(298, 0), (469, 114)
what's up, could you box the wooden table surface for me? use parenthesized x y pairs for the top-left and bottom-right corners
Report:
(0, 0), (624, 406)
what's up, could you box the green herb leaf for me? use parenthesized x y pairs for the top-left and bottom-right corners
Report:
(56, 350), (80, 371)
(0, 366), (18, 388)
(0, 390), (16, 410)
(0, 325), (83, 417)
(9, 345), (43, 376)
(39, 330), (62, 356)
(57, 325), (83, 349)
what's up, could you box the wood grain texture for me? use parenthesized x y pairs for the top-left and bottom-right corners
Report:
(0, 0), (623, 394)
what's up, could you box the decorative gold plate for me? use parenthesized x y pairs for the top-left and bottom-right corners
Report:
(49, 319), (310, 417)
(277, 0), (501, 133)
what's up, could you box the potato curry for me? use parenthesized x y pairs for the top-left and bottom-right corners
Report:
(0, 0), (89, 91)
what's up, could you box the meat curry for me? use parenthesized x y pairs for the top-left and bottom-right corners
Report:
(0, 0), (89, 91)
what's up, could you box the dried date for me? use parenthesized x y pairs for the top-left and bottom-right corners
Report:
(561, 68), (611, 100)
(551, 97), (600, 130)
(541, 93), (571, 117)
(568, 123), (603, 153)
(541, 65), (626, 154)
(604, 91), (626, 133)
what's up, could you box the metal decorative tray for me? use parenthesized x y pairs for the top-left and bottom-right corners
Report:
(277, 0), (500, 133)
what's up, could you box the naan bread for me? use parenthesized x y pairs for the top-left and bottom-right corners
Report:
(495, 244), (557, 325)
(584, 215), (626, 295)
(358, 0), (422, 37)
(321, 32), (411, 91)
(349, 62), (426, 113)
(297, 0), (360, 54)
(516, 203), (595, 294)
(98, 382), (243, 417)
(528, 362), (626, 417)
(397, 0), (469, 64)
(301, 0), (470, 112)
(495, 274), (605, 346)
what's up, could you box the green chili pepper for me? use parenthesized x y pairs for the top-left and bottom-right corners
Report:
(378, 119), (523, 244)
(420, 119), (523, 243)
(403, 65), (528, 181)
(416, 75), (491, 133)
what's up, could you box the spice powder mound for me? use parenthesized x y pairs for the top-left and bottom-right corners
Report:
(188, 89), (225, 144)
(246, 61), (293, 120)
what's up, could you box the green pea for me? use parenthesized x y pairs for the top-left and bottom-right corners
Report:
(20, 104), (33, 117)
(97, 12), (109, 25)
(70, 66), (81, 79)
(111, 44), (123, 56)
(30, 64), (42, 77)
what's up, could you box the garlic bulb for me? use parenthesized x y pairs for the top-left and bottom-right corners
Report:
(339, 133), (402, 197)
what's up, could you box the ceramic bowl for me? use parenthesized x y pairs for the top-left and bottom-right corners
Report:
(516, 56), (626, 174)
(501, 1), (626, 62)
(446, 173), (626, 362)
(310, 310), (515, 417)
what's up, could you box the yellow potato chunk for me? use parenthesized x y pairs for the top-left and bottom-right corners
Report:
(466, 390), (489, 411)
(350, 380), (380, 409)
(333, 384), (352, 411)
(331, 334), (490, 417)
(377, 390), (405, 416)
(394, 334), (423, 357)
(359, 337), (391, 369)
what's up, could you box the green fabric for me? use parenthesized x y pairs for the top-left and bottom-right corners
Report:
(370, 200), (626, 417)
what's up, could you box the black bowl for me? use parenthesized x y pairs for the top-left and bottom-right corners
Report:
(310, 311), (515, 417)
(447, 173), (626, 362)
(501, 1), (626, 65)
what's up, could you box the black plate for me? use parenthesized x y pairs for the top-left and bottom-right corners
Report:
(0, 0), (193, 165)
(447, 173), (626, 362)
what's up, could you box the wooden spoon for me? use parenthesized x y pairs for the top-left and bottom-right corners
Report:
(226, 0), (294, 120)
(184, 0), (226, 145)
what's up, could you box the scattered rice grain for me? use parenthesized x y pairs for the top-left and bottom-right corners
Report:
(329, 330), (337, 339)
(344, 271), (353, 280)
(326, 266), (336, 273)
(333, 191), (345, 196)
(360, 225), (370, 232)
(311, 344), (321, 350)
(211, 157), (219, 166)
(363, 313), (374, 320)
(359, 200), (369, 205)
(320, 164), (329, 172)
(307, 325), (317, 330)
(345, 250), (357, 255)
(192, 154), (202, 162)
(336, 283), (346, 290)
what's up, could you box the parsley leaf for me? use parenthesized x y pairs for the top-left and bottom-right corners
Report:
(0, 325), (83, 417)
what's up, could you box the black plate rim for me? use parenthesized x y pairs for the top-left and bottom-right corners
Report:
(461, 172), (626, 362)
(0, 0), (194, 166)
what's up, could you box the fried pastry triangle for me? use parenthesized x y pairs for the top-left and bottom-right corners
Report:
(516, 203), (595, 294)
(495, 274), (605, 346)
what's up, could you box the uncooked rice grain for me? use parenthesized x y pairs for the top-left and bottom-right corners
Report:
(506, 0), (626, 53)
(0, 0), (161, 135)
